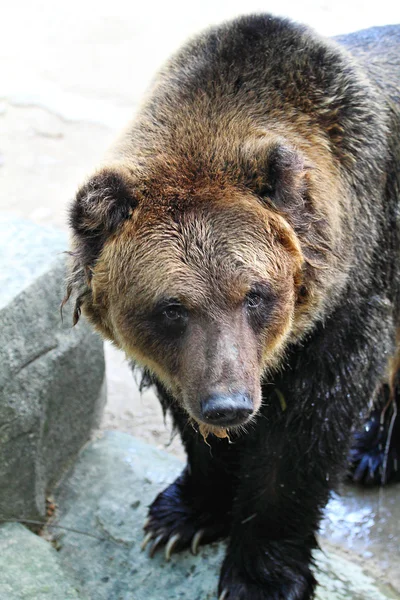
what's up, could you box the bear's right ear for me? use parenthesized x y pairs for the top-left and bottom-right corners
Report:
(69, 166), (139, 272)
(64, 166), (138, 325)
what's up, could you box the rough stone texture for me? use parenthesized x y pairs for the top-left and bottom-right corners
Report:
(0, 214), (106, 520)
(0, 523), (86, 600)
(52, 432), (400, 600)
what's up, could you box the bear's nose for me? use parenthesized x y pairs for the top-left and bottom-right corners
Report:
(200, 393), (253, 426)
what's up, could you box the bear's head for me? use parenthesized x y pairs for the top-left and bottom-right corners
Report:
(66, 138), (332, 436)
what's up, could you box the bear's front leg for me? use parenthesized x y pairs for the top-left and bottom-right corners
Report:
(218, 303), (395, 599)
(217, 424), (320, 600)
(143, 400), (238, 559)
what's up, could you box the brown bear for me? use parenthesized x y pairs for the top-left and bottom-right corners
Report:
(65, 15), (400, 600)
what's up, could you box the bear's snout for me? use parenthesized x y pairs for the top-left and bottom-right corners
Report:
(200, 392), (254, 427)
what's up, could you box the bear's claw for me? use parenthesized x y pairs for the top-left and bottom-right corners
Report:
(190, 529), (204, 555)
(140, 531), (153, 551)
(149, 534), (165, 558)
(165, 533), (181, 561)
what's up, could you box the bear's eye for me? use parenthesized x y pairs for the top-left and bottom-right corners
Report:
(244, 285), (276, 331)
(245, 292), (263, 309)
(163, 304), (186, 321)
(147, 300), (189, 339)
(154, 300), (189, 332)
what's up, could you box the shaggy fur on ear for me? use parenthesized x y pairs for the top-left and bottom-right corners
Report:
(63, 167), (138, 324)
(266, 144), (309, 207)
(70, 168), (138, 269)
(238, 140), (310, 210)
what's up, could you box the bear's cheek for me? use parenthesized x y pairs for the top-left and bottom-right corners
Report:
(258, 305), (295, 366)
(108, 308), (185, 390)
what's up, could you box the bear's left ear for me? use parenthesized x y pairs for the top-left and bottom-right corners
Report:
(242, 140), (311, 210)
(69, 166), (139, 272)
(265, 143), (310, 208)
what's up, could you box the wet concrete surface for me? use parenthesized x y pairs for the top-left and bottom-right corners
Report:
(322, 485), (400, 594)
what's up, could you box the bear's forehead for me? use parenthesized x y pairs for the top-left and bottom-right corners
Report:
(134, 197), (274, 248)
(131, 200), (280, 276)
(102, 199), (294, 311)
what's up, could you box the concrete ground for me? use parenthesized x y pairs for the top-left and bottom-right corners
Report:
(1, 0), (399, 596)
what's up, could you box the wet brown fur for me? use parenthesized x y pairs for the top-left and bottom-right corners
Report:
(66, 16), (400, 596)
(69, 119), (347, 428)
(84, 188), (303, 423)
(67, 17), (392, 430)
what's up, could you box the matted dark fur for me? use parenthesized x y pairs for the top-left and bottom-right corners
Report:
(66, 16), (400, 600)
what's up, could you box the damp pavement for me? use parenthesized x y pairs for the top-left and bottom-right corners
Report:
(1, 1), (399, 598)
(49, 434), (400, 600)
(0, 431), (399, 600)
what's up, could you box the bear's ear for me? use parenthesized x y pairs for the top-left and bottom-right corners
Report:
(69, 166), (138, 271)
(242, 140), (310, 210)
(63, 166), (138, 325)
(265, 143), (309, 208)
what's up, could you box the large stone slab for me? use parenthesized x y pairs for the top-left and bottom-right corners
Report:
(0, 523), (86, 600)
(0, 214), (106, 520)
(52, 431), (400, 600)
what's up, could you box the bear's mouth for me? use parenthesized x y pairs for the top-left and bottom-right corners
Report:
(194, 405), (257, 442)
(198, 423), (231, 441)
(196, 412), (256, 442)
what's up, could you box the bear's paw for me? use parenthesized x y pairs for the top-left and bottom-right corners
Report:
(349, 402), (400, 485)
(142, 477), (231, 560)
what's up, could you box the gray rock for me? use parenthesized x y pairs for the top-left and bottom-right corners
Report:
(0, 214), (106, 521)
(53, 431), (400, 600)
(0, 522), (87, 600)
